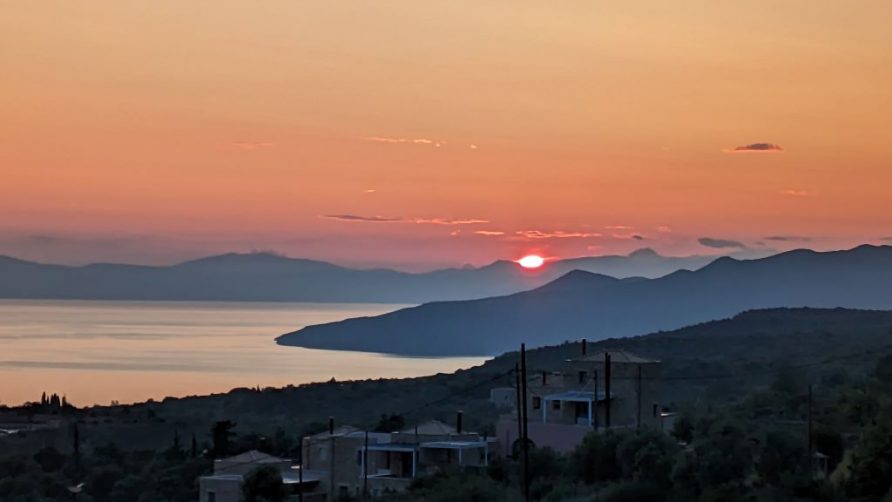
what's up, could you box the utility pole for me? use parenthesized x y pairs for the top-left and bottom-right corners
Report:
(807, 384), (813, 469)
(593, 370), (599, 431)
(328, 416), (335, 502)
(514, 363), (522, 454)
(637, 364), (642, 429)
(298, 434), (304, 502)
(604, 352), (612, 429)
(363, 430), (369, 501)
(520, 344), (530, 502)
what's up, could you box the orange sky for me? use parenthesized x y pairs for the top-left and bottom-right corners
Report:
(2, 2), (891, 269)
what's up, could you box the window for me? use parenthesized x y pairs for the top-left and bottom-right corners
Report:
(578, 371), (587, 384)
(319, 446), (327, 461)
(207, 492), (216, 502)
(552, 400), (561, 410)
(532, 396), (541, 410)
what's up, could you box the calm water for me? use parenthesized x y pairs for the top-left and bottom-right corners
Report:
(0, 300), (486, 407)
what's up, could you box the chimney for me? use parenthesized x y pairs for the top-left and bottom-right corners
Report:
(604, 352), (611, 428)
(456, 410), (463, 434)
(581, 339), (587, 356)
(541, 371), (547, 386)
(328, 416), (334, 435)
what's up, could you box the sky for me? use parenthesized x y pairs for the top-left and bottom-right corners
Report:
(2, 1), (891, 270)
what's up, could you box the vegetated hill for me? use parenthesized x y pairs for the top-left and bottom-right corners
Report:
(4, 310), (890, 502)
(0, 248), (716, 303)
(277, 245), (892, 356)
(62, 308), (892, 449)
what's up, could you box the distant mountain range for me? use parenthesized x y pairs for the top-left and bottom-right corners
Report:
(276, 245), (892, 356)
(0, 248), (717, 303)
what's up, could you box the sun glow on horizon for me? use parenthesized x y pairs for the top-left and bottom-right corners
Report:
(517, 254), (545, 269)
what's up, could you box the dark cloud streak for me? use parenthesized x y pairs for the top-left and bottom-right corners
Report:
(724, 143), (783, 153)
(765, 235), (811, 242)
(699, 237), (746, 249)
(323, 214), (404, 223)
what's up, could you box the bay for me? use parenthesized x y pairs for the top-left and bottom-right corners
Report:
(0, 300), (486, 407)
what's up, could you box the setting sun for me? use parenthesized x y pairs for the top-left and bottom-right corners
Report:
(517, 255), (545, 269)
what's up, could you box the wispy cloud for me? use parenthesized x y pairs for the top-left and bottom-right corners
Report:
(363, 136), (444, 147)
(698, 237), (746, 249)
(723, 142), (783, 153)
(657, 226), (672, 233)
(474, 230), (506, 236)
(516, 230), (602, 239)
(764, 235), (811, 242)
(363, 189), (377, 194)
(605, 225), (633, 230)
(322, 214), (403, 223)
(780, 189), (814, 197)
(412, 218), (488, 225)
(233, 141), (274, 151)
(322, 215), (487, 225)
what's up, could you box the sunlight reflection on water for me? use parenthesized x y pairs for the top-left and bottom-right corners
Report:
(0, 300), (487, 406)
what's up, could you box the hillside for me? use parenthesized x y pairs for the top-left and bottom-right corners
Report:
(72, 308), (892, 437)
(0, 249), (716, 303)
(277, 245), (892, 355)
(5, 308), (892, 501)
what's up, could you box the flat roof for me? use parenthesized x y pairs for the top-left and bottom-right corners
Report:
(200, 474), (243, 482)
(282, 471), (322, 484)
(542, 390), (612, 402)
(365, 444), (418, 453)
(420, 441), (487, 450)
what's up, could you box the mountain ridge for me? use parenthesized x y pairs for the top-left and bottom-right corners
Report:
(276, 245), (892, 355)
(0, 248), (721, 303)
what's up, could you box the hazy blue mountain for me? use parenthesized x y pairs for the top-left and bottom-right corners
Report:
(276, 245), (892, 356)
(0, 248), (716, 303)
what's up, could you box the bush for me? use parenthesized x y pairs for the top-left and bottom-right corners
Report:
(845, 412), (892, 499)
(670, 415), (694, 443)
(404, 468), (515, 502)
(596, 480), (665, 502)
(242, 465), (285, 502)
(616, 430), (678, 488)
(567, 431), (625, 484)
(33, 447), (66, 473)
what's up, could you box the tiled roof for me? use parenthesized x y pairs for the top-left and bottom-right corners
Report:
(218, 449), (285, 464)
(400, 420), (456, 435)
(306, 425), (360, 439)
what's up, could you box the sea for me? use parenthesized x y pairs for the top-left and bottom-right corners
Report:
(0, 300), (487, 407)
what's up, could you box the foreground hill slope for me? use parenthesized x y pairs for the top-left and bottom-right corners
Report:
(102, 308), (892, 438)
(277, 245), (892, 355)
(0, 248), (715, 303)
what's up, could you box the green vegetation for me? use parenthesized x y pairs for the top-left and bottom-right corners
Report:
(242, 466), (285, 502)
(2, 308), (892, 500)
(390, 354), (892, 501)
